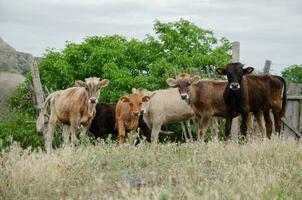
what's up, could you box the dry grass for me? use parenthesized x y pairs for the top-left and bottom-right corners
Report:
(0, 138), (301, 200)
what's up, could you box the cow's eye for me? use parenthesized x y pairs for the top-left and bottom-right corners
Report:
(129, 103), (133, 107)
(186, 83), (191, 87)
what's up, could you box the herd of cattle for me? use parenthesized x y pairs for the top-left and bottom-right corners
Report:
(37, 62), (287, 151)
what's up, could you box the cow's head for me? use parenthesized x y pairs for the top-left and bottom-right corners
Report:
(75, 77), (109, 104)
(166, 73), (201, 100)
(216, 62), (253, 91)
(120, 93), (150, 117)
(132, 88), (154, 114)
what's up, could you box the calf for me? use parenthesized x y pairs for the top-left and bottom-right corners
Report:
(166, 74), (259, 141)
(132, 88), (195, 143)
(41, 77), (109, 151)
(216, 62), (286, 138)
(115, 93), (150, 144)
(89, 103), (151, 142)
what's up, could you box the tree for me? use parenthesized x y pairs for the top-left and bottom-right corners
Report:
(282, 64), (302, 83)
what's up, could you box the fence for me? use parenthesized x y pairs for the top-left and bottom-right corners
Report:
(283, 83), (302, 138)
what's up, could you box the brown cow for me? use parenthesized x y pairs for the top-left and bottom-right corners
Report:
(216, 62), (286, 139)
(115, 93), (150, 144)
(166, 73), (260, 141)
(42, 77), (109, 151)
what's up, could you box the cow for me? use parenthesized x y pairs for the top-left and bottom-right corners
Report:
(115, 93), (150, 144)
(89, 102), (152, 143)
(132, 87), (196, 143)
(216, 62), (286, 139)
(41, 77), (109, 151)
(166, 73), (261, 141)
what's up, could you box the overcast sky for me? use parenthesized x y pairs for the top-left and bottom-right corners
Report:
(1, 0), (301, 74)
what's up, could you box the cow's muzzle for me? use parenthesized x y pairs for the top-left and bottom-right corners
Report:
(89, 97), (98, 104)
(230, 82), (240, 90)
(133, 112), (140, 117)
(180, 93), (189, 100)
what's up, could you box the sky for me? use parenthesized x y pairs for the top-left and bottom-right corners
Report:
(1, 0), (301, 74)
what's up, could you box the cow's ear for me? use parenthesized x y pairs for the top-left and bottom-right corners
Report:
(216, 68), (227, 75)
(191, 75), (201, 84)
(142, 95), (150, 102)
(99, 79), (110, 88)
(166, 78), (177, 87)
(150, 92), (156, 98)
(75, 80), (87, 88)
(131, 88), (137, 93)
(120, 96), (130, 103)
(243, 67), (254, 75)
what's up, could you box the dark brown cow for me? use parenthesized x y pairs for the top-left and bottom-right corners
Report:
(216, 62), (286, 139)
(115, 93), (150, 144)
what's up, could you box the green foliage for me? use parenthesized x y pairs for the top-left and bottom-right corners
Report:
(4, 19), (232, 148)
(0, 114), (43, 150)
(281, 64), (302, 84)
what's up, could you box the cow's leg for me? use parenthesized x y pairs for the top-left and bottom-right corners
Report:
(272, 110), (283, 136)
(45, 114), (57, 152)
(210, 117), (219, 142)
(224, 117), (232, 141)
(62, 125), (70, 146)
(80, 119), (93, 144)
(247, 113), (254, 140)
(151, 122), (162, 144)
(129, 129), (138, 145)
(240, 112), (248, 141)
(117, 120), (126, 144)
(69, 124), (77, 146)
(256, 112), (266, 139)
(198, 117), (210, 143)
(263, 110), (273, 139)
(195, 118), (201, 141)
(181, 122), (189, 142)
(186, 120), (193, 142)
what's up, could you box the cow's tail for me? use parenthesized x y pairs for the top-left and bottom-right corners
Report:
(36, 91), (58, 133)
(276, 76), (287, 117)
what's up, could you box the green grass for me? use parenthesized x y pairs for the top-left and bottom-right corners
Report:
(0, 138), (301, 199)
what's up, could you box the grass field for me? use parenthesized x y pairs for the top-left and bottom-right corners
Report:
(0, 138), (301, 199)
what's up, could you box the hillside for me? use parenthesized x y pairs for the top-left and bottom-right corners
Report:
(0, 37), (37, 121)
(0, 37), (34, 75)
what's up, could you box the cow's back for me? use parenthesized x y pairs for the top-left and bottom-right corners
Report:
(146, 88), (194, 125)
(191, 80), (229, 118)
(52, 87), (88, 124)
(89, 103), (116, 138)
(245, 75), (284, 113)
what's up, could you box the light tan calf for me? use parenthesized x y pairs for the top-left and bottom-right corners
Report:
(43, 77), (109, 151)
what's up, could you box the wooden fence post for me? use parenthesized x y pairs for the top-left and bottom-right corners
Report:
(263, 60), (272, 74)
(231, 41), (240, 142)
(29, 56), (48, 136)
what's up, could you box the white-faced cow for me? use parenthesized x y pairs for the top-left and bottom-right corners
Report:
(216, 62), (286, 139)
(41, 77), (109, 151)
(132, 87), (196, 143)
(166, 73), (260, 141)
(115, 93), (150, 144)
